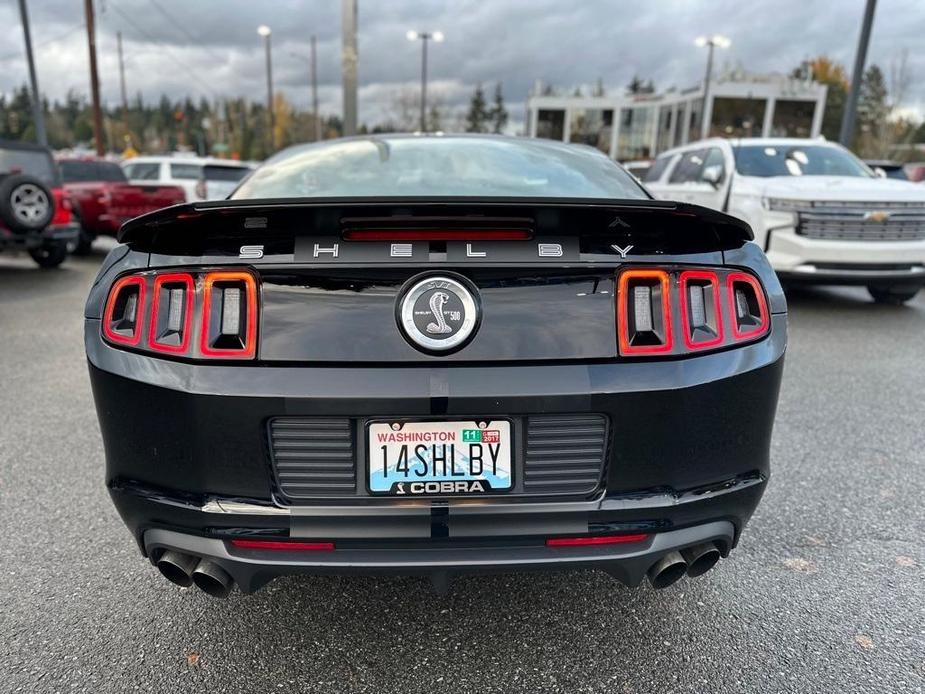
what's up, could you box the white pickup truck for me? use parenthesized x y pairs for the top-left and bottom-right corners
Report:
(644, 137), (925, 304)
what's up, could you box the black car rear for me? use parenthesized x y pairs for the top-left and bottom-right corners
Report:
(86, 136), (785, 597)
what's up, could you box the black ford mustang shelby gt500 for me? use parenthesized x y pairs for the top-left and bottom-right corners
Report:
(87, 135), (785, 598)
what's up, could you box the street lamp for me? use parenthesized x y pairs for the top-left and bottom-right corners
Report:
(406, 29), (444, 132)
(257, 25), (274, 151)
(291, 38), (322, 142)
(694, 34), (730, 139)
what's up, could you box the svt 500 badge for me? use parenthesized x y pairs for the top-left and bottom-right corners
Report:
(397, 274), (480, 353)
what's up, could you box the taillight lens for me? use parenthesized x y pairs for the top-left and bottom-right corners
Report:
(102, 269), (258, 360)
(617, 269), (673, 355)
(617, 267), (769, 357)
(200, 271), (258, 359)
(103, 275), (146, 346)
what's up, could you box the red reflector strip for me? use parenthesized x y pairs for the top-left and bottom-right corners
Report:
(342, 229), (532, 241)
(230, 539), (335, 551)
(546, 533), (650, 547)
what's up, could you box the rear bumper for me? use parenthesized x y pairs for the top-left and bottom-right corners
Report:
(0, 222), (79, 250)
(144, 520), (736, 592)
(88, 312), (785, 584)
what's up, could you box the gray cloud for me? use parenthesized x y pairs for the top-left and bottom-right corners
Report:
(1, 0), (922, 130)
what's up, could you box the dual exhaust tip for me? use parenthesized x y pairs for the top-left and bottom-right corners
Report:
(156, 550), (234, 598)
(647, 542), (722, 589)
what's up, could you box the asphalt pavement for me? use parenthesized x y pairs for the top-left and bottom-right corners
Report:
(1, 244), (923, 693)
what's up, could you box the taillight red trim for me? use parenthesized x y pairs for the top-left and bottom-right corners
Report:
(147, 272), (194, 354)
(617, 269), (673, 355)
(726, 272), (769, 340)
(342, 229), (532, 241)
(200, 271), (258, 359)
(546, 533), (650, 547)
(102, 275), (146, 346)
(230, 539), (335, 551)
(679, 270), (724, 350)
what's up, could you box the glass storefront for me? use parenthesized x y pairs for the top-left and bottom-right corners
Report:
(536, 109), (565, 141)
(569, 109), (614, 154)
(616, 105), (656, 161)
(708, 97), (767, 138)
(771, 99), (815, 137)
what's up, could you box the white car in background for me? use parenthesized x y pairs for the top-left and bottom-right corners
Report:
(122, 156), (253, 202)
(645, 137), (925, 304)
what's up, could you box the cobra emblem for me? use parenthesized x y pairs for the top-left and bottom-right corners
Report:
(425, 292), (453, 334)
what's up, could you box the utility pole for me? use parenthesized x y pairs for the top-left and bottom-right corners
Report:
(117, 31), (130, 146)
(311, 35), (321, 141)
(406, 30), (444, 132)
(341, 0), (358, 136)
(17, 0), (47, 145)
(84, 0), (105, 156)
(840, 0), (877, 148)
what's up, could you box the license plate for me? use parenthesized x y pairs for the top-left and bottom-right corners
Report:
(368, 420), (512, 495)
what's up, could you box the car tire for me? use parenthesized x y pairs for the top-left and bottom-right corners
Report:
(29, 241), (68, 269)
(0, 174), (55, 233)
(867, 284), (921, 305)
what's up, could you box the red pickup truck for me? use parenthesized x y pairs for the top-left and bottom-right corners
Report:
(58, 158), (185, 253)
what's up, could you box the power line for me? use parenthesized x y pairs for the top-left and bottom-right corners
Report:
(147, 0), (229, 65)
(0, 20), (85, 63)
(107, 1), (217, 97)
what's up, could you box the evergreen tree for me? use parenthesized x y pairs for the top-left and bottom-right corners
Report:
(489, 83), (508, 134)
(466, 83), (488, 133)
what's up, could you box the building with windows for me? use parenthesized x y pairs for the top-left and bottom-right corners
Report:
(526, 72), (828, 161)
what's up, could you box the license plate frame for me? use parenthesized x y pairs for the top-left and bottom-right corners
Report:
(366, 418), (514, 497)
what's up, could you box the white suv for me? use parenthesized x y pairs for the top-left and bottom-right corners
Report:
(645, 137), (925, 304)
(122, 156), (253, 203)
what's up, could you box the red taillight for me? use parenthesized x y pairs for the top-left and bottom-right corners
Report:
(230, 539), (335, 551)
(342, 229), (532, 241)
(200, 271), (258, 359)
(679, 270), (724, 350)
(617, 269), (673, 355)
(727, 272), (770, 340)
(147, 273), (194, 354)
(103, 275), (146, 346)
(102, 269), (258, 360)
(546, 533), (650, 547)
(50, 188), (72, 225)
(617, 267), (769, 357)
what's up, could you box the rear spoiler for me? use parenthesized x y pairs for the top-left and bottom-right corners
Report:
(118, 196), (754, 253)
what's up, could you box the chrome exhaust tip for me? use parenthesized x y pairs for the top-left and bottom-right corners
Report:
(647, 551), (688, 589)
(156, 550), (198, 587)
(191, 559), (234, 599)
(681, 542), (721, 578)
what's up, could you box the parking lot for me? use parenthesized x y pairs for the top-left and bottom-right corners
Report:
(1, 246), (923, 693)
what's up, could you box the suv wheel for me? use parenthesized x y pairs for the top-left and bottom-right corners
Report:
(867, 284), (921, 305)
(29, 241), (68, 269)
(0, 174), (55, 232)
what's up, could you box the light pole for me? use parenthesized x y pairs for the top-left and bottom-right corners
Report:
(291, 40), (322, 142)
(257, 25), (274, 152)
(695, 34), (730, 139)
(840, 0), (877, 147)
(17, 0), (47, 146)
(406, 30), (443, 132)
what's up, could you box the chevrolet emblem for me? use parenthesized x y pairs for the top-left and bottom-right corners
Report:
(864, 210), (891, 223)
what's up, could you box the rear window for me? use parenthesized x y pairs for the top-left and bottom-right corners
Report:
(233, 136), (648, 200)
(124, 162), (161, 180)
(60, 160), (127, 183)
(734, 144), (873, 178)
(169, 163), (203, 180)
(0, 147), (58, 186)
(203, 165), (250, 182)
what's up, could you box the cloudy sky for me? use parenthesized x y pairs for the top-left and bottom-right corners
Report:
(2, 0), (923, 131)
